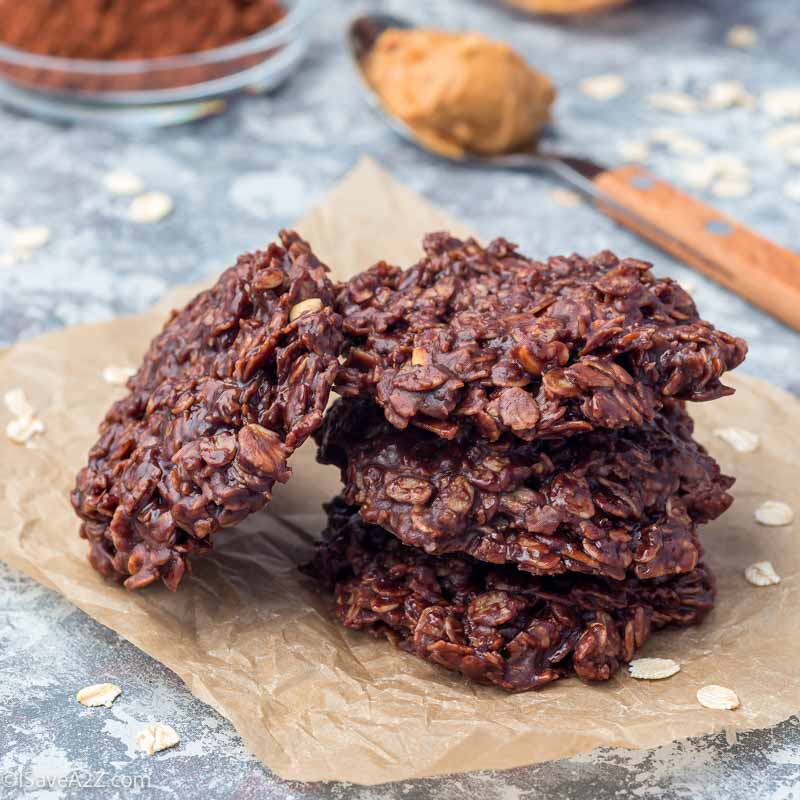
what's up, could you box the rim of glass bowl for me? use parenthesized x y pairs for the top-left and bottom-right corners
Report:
(0, 0), (317, 76)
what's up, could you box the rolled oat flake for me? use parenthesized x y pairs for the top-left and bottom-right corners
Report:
(629, 658), (681, 680)
(76, 682), (121, 708)
(129, 191), (174, 224)
(137, 723), (181, 755)
(104, 169), (144, 196)
(754, 500), (795, 527)
(726, 25), (758, 49)
(4, 387), (34, 419)
(697, 685), (740, 710)
(102, 365), (136, 386)
(6, 415), (45, 445)
(579, 74), (626, 101)
(11, 225), (51, 252)
(550, 188), (583, 208)
(713, 427), (759, 453)
(744, 561), (781, 586)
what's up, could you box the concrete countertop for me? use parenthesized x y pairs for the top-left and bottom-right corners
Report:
(1, 0), (798, 797)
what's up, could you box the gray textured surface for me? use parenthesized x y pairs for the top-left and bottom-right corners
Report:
(1, 0), (799, 797)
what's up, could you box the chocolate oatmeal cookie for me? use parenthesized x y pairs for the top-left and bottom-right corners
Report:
(317, 398), (733, 581)
(306, 499), (716, 692)
(335, 234), (747, 440)
(72, 231), (342, 590)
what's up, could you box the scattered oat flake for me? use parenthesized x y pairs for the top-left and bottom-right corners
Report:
(4, 387), (43, 444)
(744, 561), (781, 587)
(129, 191), (173, 224)
(754, 500), (794, 527)
(104, 169), (144, 195)
(668, 134), (705, 157)
(102, 366), (136, 386)
(709, 153), (750, 178)
(4, 388), (34, 419)
(763, 88), (800, 120)
(6, 415), (45, 445)
(617, 140), (649, 162)
(629, 658), (681, 680)
(137, 723), (181, 755)
(680, 161), (717, 189)
(712, 177), (751, 199)
(766, 124), (800, 150)
(706, 80), (754, 110)
(550, 188), (583, 208)
(713, 427), (759, 453)
(647, 91), (699, 115)
(76, 683), (121, 708)
(680, 153), (749, 192)
(650, 128), (705, 156)
(579, 74), (626, 101)
(726, 25), (758, 49)
(697, 685), (740, 710)
(11, 225), (51, 253)
(784, 179), (800, 202)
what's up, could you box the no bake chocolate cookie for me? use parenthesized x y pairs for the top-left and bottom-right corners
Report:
(306, 499), (716, 692)
(335, 234), (747, 441)
(317, 398), (733, 581)
(72, 231), (342, 590)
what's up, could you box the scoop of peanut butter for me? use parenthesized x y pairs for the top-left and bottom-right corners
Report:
(504, 0), (629, 14)
(364, 29), (556, 158)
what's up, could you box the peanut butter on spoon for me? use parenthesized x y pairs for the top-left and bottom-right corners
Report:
(363, 28), (556, 159)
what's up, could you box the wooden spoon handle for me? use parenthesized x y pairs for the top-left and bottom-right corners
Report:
(592, 164), (800, 331)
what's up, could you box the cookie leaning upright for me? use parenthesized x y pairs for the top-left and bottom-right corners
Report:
(72, 231), (343, 591)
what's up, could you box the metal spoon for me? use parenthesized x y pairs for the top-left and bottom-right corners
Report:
(349, 13), (604, 194)
(347, 13), (800, 332)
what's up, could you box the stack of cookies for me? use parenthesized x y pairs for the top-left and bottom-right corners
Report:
(72, 230), (747, 692)
(307, 232), (746, 691)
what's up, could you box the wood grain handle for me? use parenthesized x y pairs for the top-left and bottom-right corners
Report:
(592, 164), (800, 331)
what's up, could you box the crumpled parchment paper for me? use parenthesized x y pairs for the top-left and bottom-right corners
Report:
(1, 158), (798, 785)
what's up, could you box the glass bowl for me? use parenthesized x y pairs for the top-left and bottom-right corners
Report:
(0, 0), (317, 127)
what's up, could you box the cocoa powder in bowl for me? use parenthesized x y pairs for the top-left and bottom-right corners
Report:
(0, 0), (286, 60)
(0, 0), (287, 94)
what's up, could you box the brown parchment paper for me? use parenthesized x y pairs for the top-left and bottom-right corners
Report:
(1, 157), (799, 785)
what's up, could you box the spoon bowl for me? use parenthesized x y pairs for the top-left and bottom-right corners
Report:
(346, 13), (603, 187)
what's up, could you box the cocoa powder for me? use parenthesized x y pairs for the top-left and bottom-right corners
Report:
(0, 0), (286, 61)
